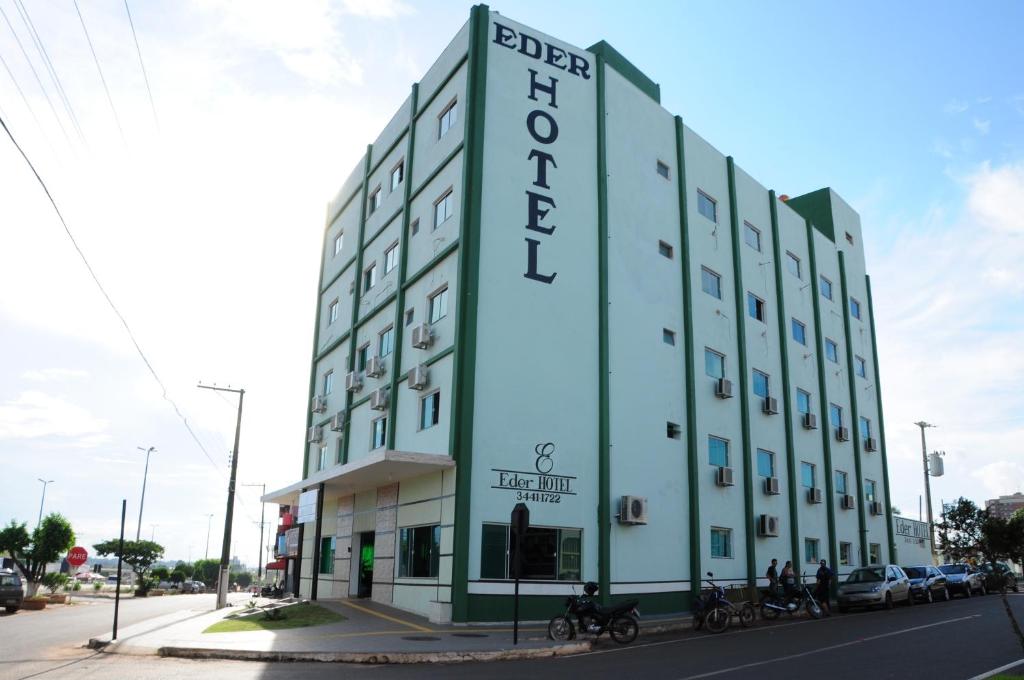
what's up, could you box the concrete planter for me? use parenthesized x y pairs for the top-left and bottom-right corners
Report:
(150, 590), (165, 597)
(47, 594), (69, 604)
(22, 598), (47, 610)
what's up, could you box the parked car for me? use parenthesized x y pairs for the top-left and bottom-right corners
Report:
(979, 562), (1020, 593)
(837, 565), (912, 612)
(179, 580), (206, 594)
(903, 565), (949, 603)
(938, 564), (986, 597)
(1, 568), (25, 613)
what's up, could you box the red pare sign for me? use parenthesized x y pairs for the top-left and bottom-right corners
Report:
(67, 546), (88, 567)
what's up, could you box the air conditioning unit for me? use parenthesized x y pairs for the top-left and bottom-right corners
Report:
(870, 501), (884, 516)
(307, 426), (323, 444)
(407, 364), (429, 390)
(715, 378), (733, 399)
(807, 487), (823, 504)
(369, 387), (389, 410)
(864, 437), (877, 452)
(619, 496), (648, 525)
(802, 413), (817, 430)
(365, 356), (385, 378)
(716, 466), (734, 487)
(764, 477), (780, 495)
(345, 371), (362, 392)
(311, 395), (327, 414)
(835, 426), (850, 442)
(760, 396), (777, 415)
(330, 410), (347, 431)
(758, 514), (780, 537)
(410, 323), (433, 349)
(841, 494), (856, 510)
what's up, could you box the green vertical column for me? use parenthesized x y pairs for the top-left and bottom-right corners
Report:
(302, 217), (331, 478)
(839, 253), (869, 564)
(385, 84), (419, 450)
(340, 147), (374, 465)
(866, 275), (897, 562)
(450, 3), (488, 623)
(674, 117), (701, 604)
(595, 54), (611, 605)
(725, 158), (756, 596)
(768, 192), (801, 570)
(805, 219), (840, 575)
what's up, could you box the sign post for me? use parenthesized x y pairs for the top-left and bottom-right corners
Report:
(113, 499), (126, 641)
(66, 546), (87, 603)
(511, 502), (529, 645)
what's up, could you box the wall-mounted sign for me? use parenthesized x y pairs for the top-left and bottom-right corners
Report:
(297, 489), (318, 524)
(894, 517), (929, 541)
(491, 443), (576, 504)
(284, 528), (300, 557)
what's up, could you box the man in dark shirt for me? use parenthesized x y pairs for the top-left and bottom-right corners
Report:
(815, 559), (833, 616)
(766, 558), (779, 596)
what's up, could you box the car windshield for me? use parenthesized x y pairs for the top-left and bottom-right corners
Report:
(903, 567), (927, 578)
(847, 568), (885, 583)
(939, 565), (966, 575)
(0, 575), (21, 586)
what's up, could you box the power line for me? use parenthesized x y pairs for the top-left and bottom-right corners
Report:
(0, 48), (48, 142)
(73, 0), (124, 143)
(122, 0), (158, 130)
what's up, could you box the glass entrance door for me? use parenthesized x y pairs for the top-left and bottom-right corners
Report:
(358, 531), (374, 598)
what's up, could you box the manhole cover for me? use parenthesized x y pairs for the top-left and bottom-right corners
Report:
(402, 636), (441, 641)
(451, 632), (489, 638)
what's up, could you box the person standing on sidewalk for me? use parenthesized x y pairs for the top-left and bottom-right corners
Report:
(815, 559), (833, 616)
(766, 558), (780, 596)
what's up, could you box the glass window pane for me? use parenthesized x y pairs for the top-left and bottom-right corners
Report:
(744, 222), (761, 251)
(786, 252), (801, 278)
(791, 319), (806, 345)
(835, 471), (847, 495)
(709, 436), (729, 467)
(697, 191), (717, 222)
(511, 527), (558, 580)
(801, 462), (815, 488)
(830, 404), (842, 429)
(860, 417), (871, 440)
(701, 267), (721, 299)
(757, 449), (774, 478)
(481, 524), (508, 579)
(797, 390), (810, 414)
(753, 370), (769, 398)
(558, 529), (582, 581)
(704, 349), (724, 379)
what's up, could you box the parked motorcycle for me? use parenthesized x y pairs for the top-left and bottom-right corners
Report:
(693, 572), (755, 634)
(759, 574), (822, 620)
(548, 581), (640, 644)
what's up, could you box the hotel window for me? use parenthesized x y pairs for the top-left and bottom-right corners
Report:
(865, 479), (877, 503)
(820, 275), (833, 301)
(663, 328), (676, 346)
(869, 543), (881, 564)
(667, 422), (681, 439)
(825, 338), (839, 363)
(434, 189), (454, 229)
(379, 326), (394, 358)
(390, 161), (404, 192)
(752, 369), (770, 399)
(829, 403), (843, 429)
(333, 232), (344, 257)
(855, 355), (867, 378)
(786, 251), (802, 279)
(429, 287), (448, 324)
(357, 344), (370, 372)
(419, 390), (440, 430)
(371, 416), (387, 449)
(323, 370), (334, 395)
(399, 524), (440, 578)
(835, 470), (848, 496)
(701, 266), (722, 299)
(805, 538), (820, 563)
(797, 389), (811, 415)
(480, 524), (581, 581)
(369, 186), (382, 215)
(708, 435), (729, 467)
(317, 445), (328, 472)
(404, 308), (415, 326)
(747, 292), (766, 323)
(801, 461), (816, 489)
(384, 243), (399, 274)
(791, 318), (807, 345)
(711, 527), (733, 559)
(438, 99), (458, 138)
(697, 190), (717, 222)
(839, 542), (852, 566)
(757, 448), (775, 478)
(846, 231), (855, 245)
(319, 536), (335, 574)
(656, 160), (670, 179)
(329, 299), (339, 324)
(411, 218), (420, 236)
(860, 416), (872, 440)
(704, 348), (725, 379)
(658, 240), (673, 259)
(364, 262), (377, 291)
(850, 297), (862, 319)
(744, 222), (761, 252)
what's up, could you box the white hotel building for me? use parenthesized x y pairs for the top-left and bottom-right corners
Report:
(263, 5), (896, 623)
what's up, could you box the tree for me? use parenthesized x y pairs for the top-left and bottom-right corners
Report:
(42, 572), (68, 594)
(980, 510), (1024, 653)
(93, 539), (164, 595)
(936, 497), (984, 562)
(0, 514), (75, 597)
(192, 558), (219, 586)
(232, 571), (252, 588)
(173, 561), (194, 579)
(151, 566), (170, 582)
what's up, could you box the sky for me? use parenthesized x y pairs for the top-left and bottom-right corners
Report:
(0, 0), (1022, 568)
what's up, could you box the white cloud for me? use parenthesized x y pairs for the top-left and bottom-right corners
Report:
(944, 99), (969, 114)
(965, 161), (1024, 234)
(340, 0), (414, 19)
(972, 461), (1024, 498)
(972, 117), (991, 135)
(21, 368), (90, 382)
(0, 391), (109, 441)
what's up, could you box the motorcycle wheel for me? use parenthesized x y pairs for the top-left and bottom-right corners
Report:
(760, 601), (780, 620)
(548, 615), (576, 641)
(705, 606), (730, 634)
(806, 600), (823, 619)
(609, 615), (639, 644)
(739, 603), (755, 627)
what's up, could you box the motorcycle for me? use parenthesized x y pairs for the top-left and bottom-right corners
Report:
(692, 572), (755, 634)
(759, 574), (822, 620)
(548, 581), (640, 644)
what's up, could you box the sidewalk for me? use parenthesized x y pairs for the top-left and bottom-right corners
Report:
(87, 596), (692, 664)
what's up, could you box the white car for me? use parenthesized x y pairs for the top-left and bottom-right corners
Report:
(837, 565), (913, 612)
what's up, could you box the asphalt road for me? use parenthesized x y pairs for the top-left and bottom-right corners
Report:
(2, 592), (1022, 680)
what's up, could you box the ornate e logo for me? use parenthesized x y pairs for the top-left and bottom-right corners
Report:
(534, 442), (555, 474)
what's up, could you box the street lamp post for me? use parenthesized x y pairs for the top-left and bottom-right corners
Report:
(242, 483), (267, 584)
(205, 514), (214, 560)
(150, 524), (157, 541)
(36, 478), (54, 526)
(135, 446), (157, 540)
(914, 421), (937, 562)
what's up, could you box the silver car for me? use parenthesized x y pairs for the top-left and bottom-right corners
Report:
(837, 565), (913, 612)
(938, 564), (986, 598)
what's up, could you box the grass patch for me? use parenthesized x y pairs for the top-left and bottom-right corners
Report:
(203, 604), (345, 633)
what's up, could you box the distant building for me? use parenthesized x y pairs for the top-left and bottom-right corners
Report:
(986, 492), (1024, 520)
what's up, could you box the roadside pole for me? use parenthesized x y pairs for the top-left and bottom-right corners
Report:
(511, 503), (529, 646)
(112, 499), (126, 640)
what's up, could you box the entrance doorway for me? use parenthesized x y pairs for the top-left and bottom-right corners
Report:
(357, 531), (374, 598)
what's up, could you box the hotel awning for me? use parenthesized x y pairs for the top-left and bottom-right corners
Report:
(265, 559), (286, 570)
(261, 449), (455, 506)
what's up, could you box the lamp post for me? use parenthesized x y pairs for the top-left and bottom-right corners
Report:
(205, 514), (214, 560)
(135, 446), (156, 540)
(914, 421), (937, 562)
(150, 524), (157, 541)
(36, 478), (54, 526)
(242, 483), (267, 584)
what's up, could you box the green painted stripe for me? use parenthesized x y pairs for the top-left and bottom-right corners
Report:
(314, 330), (351, 364)
(865, 275), (897, 562)
(409, 141), (464, 204)
(367, 125), (410, 179)
(302, 224), (332, 478)
(805, 219), (840, 575)
(386, 84), (420, 450)
(395, 345), (455, 384)
(768, 191), (801, 570)
(325, 185), (362, 234)
(320, 254), (358, 294)
(451, 3), (489, 623)
(362, 205), (404, 252)
(402, 239), (460, 291)
(838, 253), (869, 564)
(674, 116), (701, 603)
(354, 290), (397, 332)
(725, 157), (756, 596)
(596, 53), (611, 606)
(415, 54), (469, 121)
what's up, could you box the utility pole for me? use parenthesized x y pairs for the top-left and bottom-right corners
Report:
(914, 421), (937, 563)
(205, 514), (214, 560)
(36, 479), (54, 527)
(135, 446), (156, 540)
(198, 383), (245, 609)
(242, 483), (267, 584)
(150, 524), (157, 541)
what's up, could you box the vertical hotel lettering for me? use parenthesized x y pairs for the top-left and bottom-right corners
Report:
(492, 22), (591, 285)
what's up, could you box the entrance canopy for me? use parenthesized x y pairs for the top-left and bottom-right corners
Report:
(261, 449), (455, 506)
